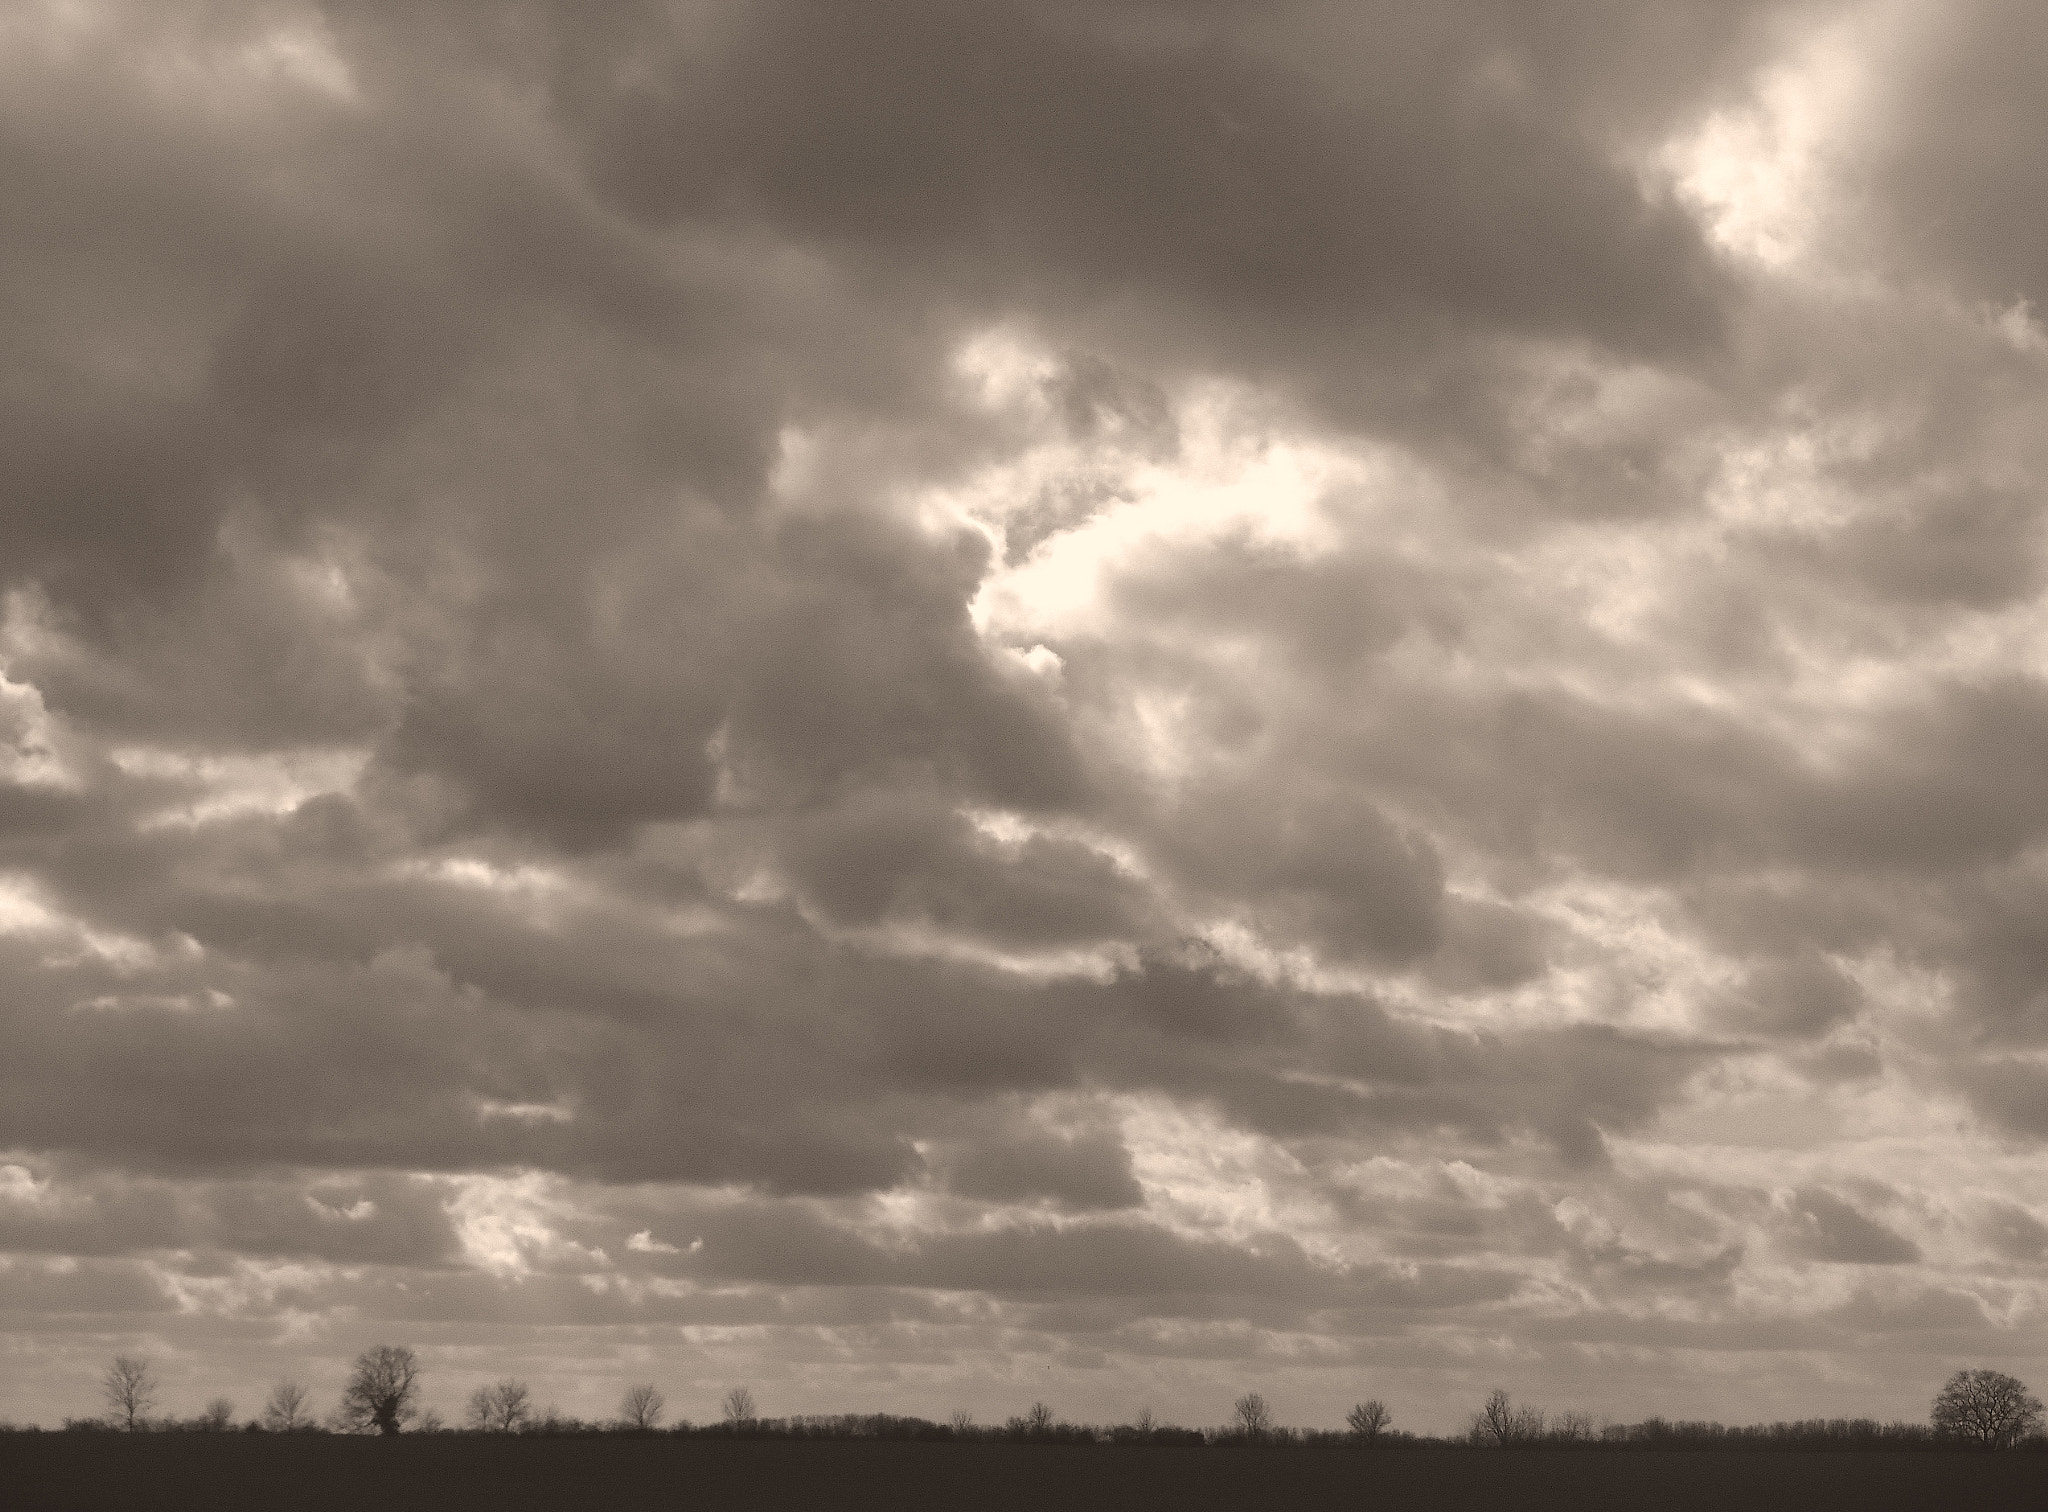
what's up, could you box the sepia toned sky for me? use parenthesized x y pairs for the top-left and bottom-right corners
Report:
(5, 0), (2048, 1435)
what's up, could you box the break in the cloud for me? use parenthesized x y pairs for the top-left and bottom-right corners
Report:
(3, 0), (2047, 1435)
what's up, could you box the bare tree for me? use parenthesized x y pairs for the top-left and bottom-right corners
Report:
(262, 1380), (310, 1433)
(721, 1386), (756, 1425)
(1472, 1388), (1545, 1447)
(1233, 1392), (1274, 1439)
(467, 1379), (533, 1433)
(337, 1345), (421, 1436)
(1933, 1369), (2044, 1449)
(102, 1356), (158, 1432)
(1551, 1410), (1595, 1442)
(1473, 1389), (1513, 1446)
(949, 1408), (974, 1433)
(1133, 1405), (1157, 1435)
(619, 1384), (664, 1432)
(196, 1398), (236, 1432)
(1023, 1401), (1056, 1434)
(1346, 1399), (1391, 1440)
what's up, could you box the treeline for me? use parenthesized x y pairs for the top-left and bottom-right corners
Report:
(17, 1356), (2045, 1454)
(27, 1409), (2048, 1452)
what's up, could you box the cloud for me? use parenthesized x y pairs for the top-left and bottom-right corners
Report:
(573, 0), (1740, 354)
(1863, 0), (2048, 307)
(5, 0), (2048, 1438)
(1786, 1189), (1921, 1265)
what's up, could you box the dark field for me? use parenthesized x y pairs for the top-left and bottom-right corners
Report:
(5, 1438), (2044, 1511)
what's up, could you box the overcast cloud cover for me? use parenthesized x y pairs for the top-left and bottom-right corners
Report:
(5, 0), (2048, 1434)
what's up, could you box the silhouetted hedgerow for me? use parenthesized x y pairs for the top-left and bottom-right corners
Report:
(26, 1359), (2048, 1457)
(22, 1411), (2048, 1449)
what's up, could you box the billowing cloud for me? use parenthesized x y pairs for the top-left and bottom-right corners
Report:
(4, 0), (2048, 1438)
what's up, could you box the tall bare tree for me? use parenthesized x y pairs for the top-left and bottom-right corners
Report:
(261, 1380), (310, 1432)
(467, 1379), (532, 1433)
(1233, 1392), (1274, 1439)
(337, 1344), (421, 1436)
(619, 1383), (664, 1431)
(102, 1356), (157, 1432)
(1933, 1369), (2044, 1448)
(196, 1398), (236, 1432)
(721, 1386), (756, 1424)
(1472, 1388), (1545, 1446)
(1346, 1399), (1390, 1440)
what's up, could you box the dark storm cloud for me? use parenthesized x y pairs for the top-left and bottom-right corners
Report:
(570, 0), (1738, 362)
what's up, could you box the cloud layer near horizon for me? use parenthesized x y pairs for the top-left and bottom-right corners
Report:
(5, 0), (2048, 1433)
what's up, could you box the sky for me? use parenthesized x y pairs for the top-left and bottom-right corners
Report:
(4, 0), (2048, 1437)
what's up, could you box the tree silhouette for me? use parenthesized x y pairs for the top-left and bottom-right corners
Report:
(1554, 1410), (1595, 1442)
(262, 1380), (310, 1432)
(467, 1379), (532, 1433)
(1023, 1401), (1056, 1435)
(1346, 1399), (1390, 1440)
(619, 1384), (664, 1431)
(1233, 1392), (1274, 1439)
(102, 1356), (157, 1432)
(1472, 1389), (1544, 1446)
(1932, 1369), (2043, 1448)
(722, 1386), (756, 1425)
(196, 1398), (236, 1432)
(338, 1344), (421, 1435)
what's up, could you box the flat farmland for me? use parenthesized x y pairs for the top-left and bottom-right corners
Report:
(4, 1437), (2041, 1511)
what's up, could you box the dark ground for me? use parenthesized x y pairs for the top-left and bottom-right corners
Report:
(4, 1436), (2042, 1511)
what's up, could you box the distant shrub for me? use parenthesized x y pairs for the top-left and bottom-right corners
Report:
(194, 1399), (236, 1433)
(1106, 1420), (1205, 1447)
(1210, 1424), (1300, 1447)
(1601, 1416), (1946, 1451)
